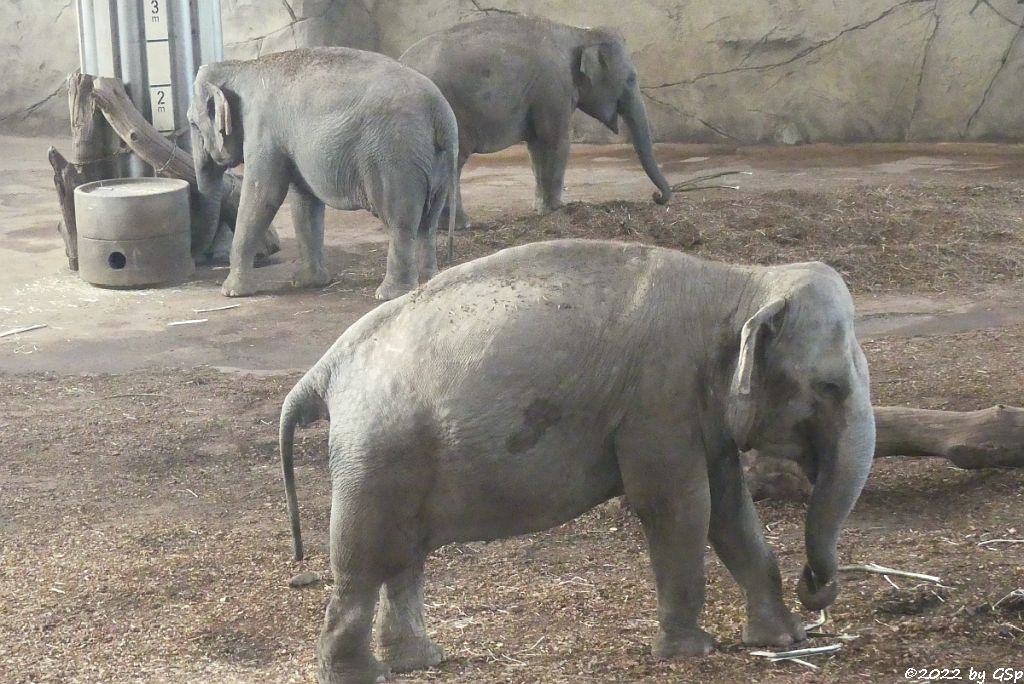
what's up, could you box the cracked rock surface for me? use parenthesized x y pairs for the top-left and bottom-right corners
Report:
(5, 0), (1024, 142)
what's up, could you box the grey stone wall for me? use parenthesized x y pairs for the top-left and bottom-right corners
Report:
(5, 0), (1024, 143)
(0, 0), (81, 136)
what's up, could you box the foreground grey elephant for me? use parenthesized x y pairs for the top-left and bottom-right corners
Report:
(400, 15), (673, 229)
(188, 48), (459, 300)
(280, 240), (874, 683)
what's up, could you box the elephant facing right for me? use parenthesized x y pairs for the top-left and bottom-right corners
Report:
(279, 239), (875, 683)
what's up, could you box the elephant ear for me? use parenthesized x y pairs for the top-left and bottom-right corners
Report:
(579, 43), (611, 83)
(199, 82), (232, 157)
(727, 298), (788, 451)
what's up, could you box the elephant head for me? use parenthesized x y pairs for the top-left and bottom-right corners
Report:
(187, 68), (243, 258)
(726, 267), (875, 611)
(576, 35), (672, 205)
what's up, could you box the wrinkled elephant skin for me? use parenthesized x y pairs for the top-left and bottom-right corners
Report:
(279, 239), (874, 683)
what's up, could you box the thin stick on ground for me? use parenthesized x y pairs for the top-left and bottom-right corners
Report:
(750, 643), (844, 667)
(0, 324), (47, 339)
(669, 170), (751, 193)
(192, 304), (241, 313)
(838, 563), (941, 584)
(993, 589), (1024, 609)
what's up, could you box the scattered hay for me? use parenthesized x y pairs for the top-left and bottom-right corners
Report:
(453, 182), (1024, 293)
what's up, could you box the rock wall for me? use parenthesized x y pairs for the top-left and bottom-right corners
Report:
(6, 0), (1024, 143)
(0, 0), (81, 136)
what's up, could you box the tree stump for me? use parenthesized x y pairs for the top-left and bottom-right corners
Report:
(51, 72), (122, 270)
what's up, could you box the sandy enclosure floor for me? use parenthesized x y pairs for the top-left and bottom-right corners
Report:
(1, 141), (1023, 682)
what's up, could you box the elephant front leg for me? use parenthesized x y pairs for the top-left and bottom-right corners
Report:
(707, 449), (806, 647)
(375, 564), (444, 672)
(290, 189), (331, 289)
(526, 111), (570, 214)
(222, 165), (288, 297)
(616, 420), (716, 658)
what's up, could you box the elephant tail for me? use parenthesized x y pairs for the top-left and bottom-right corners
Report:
(446, 145), (459, 265)
(431, 101), (459, 266)
(279, 372), (327, 562)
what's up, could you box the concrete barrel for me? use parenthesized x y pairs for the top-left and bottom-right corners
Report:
(75, 178), (194, 287)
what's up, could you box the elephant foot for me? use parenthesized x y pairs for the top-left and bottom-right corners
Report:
(319, 659), (390, 684)
(292, 265), (332, 289)
(221, 271), (259, 297)
(652, 627), (716, 659)
(379, 636), (444, 673)
(535, 199), (563, 215)
(455, 211), (472, 232)
(742, 606), (806, 647)
(374, 279), (415, 301)
(418, 267), (439, 284)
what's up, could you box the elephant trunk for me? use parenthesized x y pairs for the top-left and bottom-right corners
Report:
(190, 126), (225, 259)
(618, 87), (672, 205)
(798, 366), (875, 611)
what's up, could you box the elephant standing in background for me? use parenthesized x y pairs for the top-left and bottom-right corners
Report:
(279, 239), (875, 683)
(188, 48), (459, 300)
(400, 14), (674, 229)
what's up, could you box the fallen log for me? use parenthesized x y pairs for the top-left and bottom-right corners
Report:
(874, 405), (1024, 469)
(746, 404), (1024, 501)
(88, 75), (279, 261)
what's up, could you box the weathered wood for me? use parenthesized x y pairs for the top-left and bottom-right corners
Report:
(68, 71), (119, 181)
(89, 75), (279, 259)
(53, 72), (122, 271)
(874, 404), (1024, 468)
(48, 147), (84, 271)
(746, 404), (1024, 500)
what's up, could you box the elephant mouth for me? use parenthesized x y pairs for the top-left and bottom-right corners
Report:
(604, 113), (620, 135)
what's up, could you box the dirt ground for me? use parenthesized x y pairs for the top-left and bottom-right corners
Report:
(2, 141), (1023, 682)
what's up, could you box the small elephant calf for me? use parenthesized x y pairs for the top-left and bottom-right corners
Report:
(188, 48), (459, 300)
(280, 239), (875, 683)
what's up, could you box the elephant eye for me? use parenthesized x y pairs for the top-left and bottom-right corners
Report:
(813, 380), (847, 401)
(626, 72), (637, 85)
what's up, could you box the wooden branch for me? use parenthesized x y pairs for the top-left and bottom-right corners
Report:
(90, 77), (210, 190)
(48, 147), (84, 271)
(90, 75), (279, 259)
(746, 404), (1024, 500)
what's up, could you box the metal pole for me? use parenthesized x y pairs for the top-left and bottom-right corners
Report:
(168, 0), (196, 151)
(115, 0), (149, 177)
(209, 0), (224, 62)
(192, 0), (223, 67)
(77, 0), (98, 74)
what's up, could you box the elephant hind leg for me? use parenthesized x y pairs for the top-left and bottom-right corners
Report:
(376, 193), (425, 301)
(415, 181), (448, 283)
(375, 563), (444, 672)
(615, 416), (716, 658)
(319, 489), (388, 683)
(318, 580), (387, 684)
(290, 187), (331, 289)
